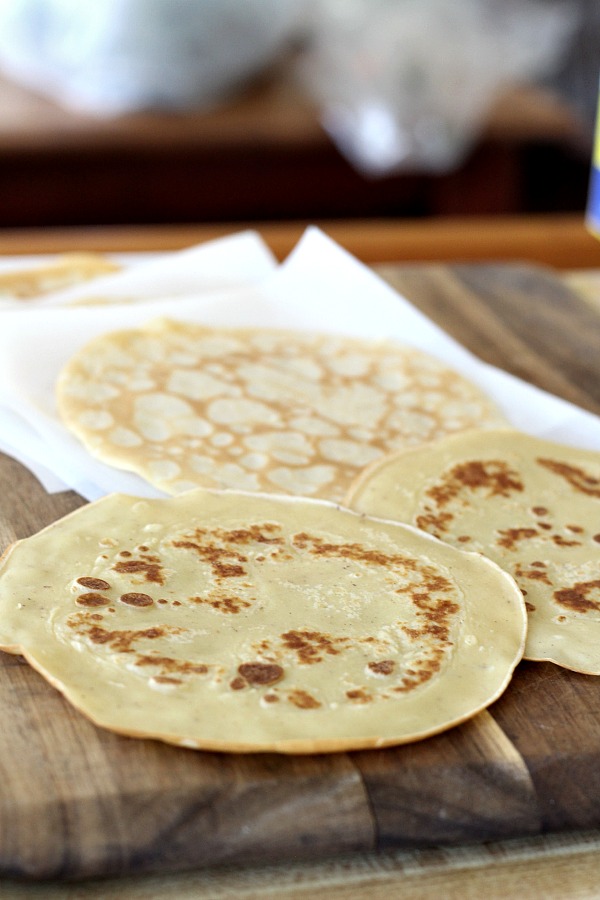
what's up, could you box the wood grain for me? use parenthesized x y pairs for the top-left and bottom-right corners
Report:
(379, 262), (600, 415)
(0, 214), (599, 269)
(353, 710), (540, 850)
(0, 642), (373, 880)
(1, 262), (600, 880)
(5, 831), (600, 899)
(492, 662), (600, 833)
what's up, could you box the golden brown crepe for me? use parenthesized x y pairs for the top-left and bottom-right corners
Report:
(347, 428), (600, 674)
(0, 253), (120, 302)
(0, 488), (526, 753)
(56, 319), (507, 502)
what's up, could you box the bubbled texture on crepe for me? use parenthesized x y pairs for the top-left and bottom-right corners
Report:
(0, 254), (120, 303)
(56, 320), (506, 502)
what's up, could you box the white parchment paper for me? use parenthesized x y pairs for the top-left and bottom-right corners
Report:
(0, 229), (277, 309)
(0, 227), (598, 500)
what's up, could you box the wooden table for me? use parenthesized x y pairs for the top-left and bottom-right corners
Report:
(0, 68), (590, 227)
(1, 215), (600, 898)
(1, 212), (600, 269)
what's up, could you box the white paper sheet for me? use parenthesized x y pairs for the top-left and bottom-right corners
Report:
(0, 226), (598, 501)
(0, 229), (278, 493)
(0, 229), (277, 308)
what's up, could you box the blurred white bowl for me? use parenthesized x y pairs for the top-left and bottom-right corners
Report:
(0, 0), (305, 115)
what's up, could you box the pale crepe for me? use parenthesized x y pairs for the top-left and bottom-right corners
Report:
(56, 319), (506, 503)
(0, 254), (120, 302)
(0, 488), (525, 753)
(347, 428), (600, 674)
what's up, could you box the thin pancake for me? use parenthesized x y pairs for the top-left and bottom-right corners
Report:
(347, 428), (600, 674)
(0, 254), (120, 302)
(56, 319), (507, 502)
(0, 488), (526, 753)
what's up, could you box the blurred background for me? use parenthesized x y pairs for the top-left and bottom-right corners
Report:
(0, 0), (597, 230)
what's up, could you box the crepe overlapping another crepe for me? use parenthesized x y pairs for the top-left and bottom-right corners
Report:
(347, 428), (600, 674)
(56, 319), (506, 502)
(0, 488), (526, 753)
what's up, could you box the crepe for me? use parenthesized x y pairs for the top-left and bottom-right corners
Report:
(0, 253), (120, 302)
(347, 428), (600, 674)
(0, 488), (526, 753)
(56, 319), (506, 503)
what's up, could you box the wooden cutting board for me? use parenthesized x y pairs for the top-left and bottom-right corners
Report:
(1, 262), (600, 881)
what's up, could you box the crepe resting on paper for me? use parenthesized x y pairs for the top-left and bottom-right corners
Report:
(0, 253), (120, 303)
(55, 319), (506, 502)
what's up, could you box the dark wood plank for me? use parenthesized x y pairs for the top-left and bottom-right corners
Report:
(352, 710), (541, 849)
(0, 452), (84, 546)
(0, 651), (373, 879)
(1, 214), (599, 269)
(365, 262), (600, 844)
(0, 456), (375, 880)
(378, 262), (600, 415)
(492, 662), (600, 833)
(1, 261), (600, 879)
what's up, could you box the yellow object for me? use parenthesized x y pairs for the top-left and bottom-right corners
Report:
(586, 80), (600, 237)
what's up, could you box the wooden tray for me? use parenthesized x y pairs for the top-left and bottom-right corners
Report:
(1, 262), (600, 881)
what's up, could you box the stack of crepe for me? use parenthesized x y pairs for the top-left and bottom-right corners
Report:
(0, 229), (598, 753)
